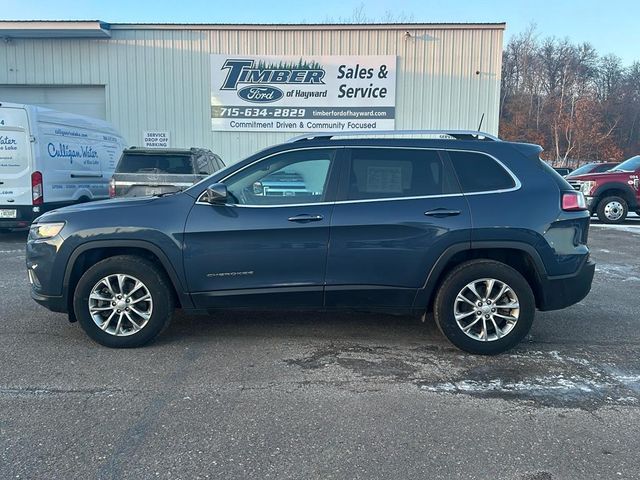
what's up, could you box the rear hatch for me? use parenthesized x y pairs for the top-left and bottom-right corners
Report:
(112, 151), (201, 197)
(0, 106), (32, 215)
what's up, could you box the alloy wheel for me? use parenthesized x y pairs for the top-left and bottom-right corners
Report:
(453, 278), (520, 342)
(88, 274), (153, 336)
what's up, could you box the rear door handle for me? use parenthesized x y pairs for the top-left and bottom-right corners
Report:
(288, 214), (324, 223)
(424, 208), (461, 218)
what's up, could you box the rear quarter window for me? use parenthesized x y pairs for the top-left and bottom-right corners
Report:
(448, 151), (516, 193)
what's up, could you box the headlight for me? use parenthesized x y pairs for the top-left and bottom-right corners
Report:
(29, 222), (65, 240)
(580, 181), (595, 195)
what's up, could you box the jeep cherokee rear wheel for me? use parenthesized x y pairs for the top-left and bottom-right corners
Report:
(597, 196), (628, 224)
(73, 255), (174, 348)
(434, 260), (535, 355)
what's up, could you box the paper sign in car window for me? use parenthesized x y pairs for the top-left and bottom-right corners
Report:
(366, 166), (403, 193)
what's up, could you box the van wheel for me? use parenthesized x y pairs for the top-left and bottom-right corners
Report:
(73, 255), (174, 348)
(597, 196), (627, 224)
(433, 260), (535, 355)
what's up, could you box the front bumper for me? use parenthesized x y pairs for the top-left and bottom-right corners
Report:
(30, 289), (67, 313)
(537, 257), (596, 311)
(585, 196), (596, 212)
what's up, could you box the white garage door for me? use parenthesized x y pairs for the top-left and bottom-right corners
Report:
(0, 85), (106, 119)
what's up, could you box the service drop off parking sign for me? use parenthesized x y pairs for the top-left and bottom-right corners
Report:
(210, 55), (396, 132)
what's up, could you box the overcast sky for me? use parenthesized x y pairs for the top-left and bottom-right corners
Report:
(3, 0), (639, 65)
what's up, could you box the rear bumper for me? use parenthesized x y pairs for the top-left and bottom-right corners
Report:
(0, 205), (38, 228)
(537, 257), (595, 311)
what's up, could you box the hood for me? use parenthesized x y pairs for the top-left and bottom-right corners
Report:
(34, 195), (163, 223)
(567, 170), (631, 181)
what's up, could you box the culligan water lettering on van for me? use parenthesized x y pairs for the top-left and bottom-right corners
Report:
(0, 102), (127, 228)
(47, 142), (99, 165)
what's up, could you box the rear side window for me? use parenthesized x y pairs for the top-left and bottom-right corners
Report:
(116, 154), (193, 175)
(213, 155), (225, 170)
(195, 155), (212, 175)
(347, 148), (459, 200)
(448, 151), (516, 193)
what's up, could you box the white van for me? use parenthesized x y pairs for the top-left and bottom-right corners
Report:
(0, 102), (126, 229)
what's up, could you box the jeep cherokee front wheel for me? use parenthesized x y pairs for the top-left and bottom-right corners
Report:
(433, 260), (535, 355)
(73, 255), (174, 348)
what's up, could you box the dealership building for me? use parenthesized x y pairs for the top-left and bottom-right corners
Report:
(0, 21), (504, 163)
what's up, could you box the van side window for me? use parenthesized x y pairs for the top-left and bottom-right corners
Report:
(448, 151), (516, 193)
(346, 148), (459, 200)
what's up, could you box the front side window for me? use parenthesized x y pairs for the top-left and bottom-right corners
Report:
(346, 148), (459, 200)
(448, 151), (516, 193)
(224, 149), (335, 205)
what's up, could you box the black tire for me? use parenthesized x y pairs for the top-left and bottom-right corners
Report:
(596, 195), (628, 224)
(73, 255), (174, 348)
(433, 260), (535, 355)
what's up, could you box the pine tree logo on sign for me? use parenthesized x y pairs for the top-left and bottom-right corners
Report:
(220, 59), (326, 90)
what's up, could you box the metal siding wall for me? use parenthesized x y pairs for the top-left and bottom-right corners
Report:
(0, 26), (503, 163)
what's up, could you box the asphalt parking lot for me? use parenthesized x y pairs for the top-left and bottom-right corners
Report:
(1, 219), (640, 480)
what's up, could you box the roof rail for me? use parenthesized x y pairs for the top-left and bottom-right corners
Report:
(287, 130), (500, 143)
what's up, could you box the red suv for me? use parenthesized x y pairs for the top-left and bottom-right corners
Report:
(568, 155), (640, 223)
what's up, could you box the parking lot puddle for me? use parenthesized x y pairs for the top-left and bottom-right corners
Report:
(286, 344), (640, 410)
(595, 263), (640, 282)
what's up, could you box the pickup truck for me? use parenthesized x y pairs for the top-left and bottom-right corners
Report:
(568, 155), (640, 223)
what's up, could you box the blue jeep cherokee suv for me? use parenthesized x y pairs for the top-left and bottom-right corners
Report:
(26, 131), (595, 354)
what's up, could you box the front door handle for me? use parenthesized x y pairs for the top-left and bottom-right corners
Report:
(424, 208), (461, 218)
(288, 214), (324, 223)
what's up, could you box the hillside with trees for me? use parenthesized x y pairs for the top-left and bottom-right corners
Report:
(500, 28), (640, 166)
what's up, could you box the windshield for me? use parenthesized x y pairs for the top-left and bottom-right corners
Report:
(568, 163), (596, 176)
(116, 153), (193, 174)
(612, 155), (640, 172)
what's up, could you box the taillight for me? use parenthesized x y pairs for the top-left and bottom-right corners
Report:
(562, 191), (587, 211)
(31, 171), (43, 205)
(109, 178), (116, 198)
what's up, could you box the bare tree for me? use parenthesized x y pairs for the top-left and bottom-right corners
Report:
(500, 29), (637, 164)
(323, 3), (414, 23)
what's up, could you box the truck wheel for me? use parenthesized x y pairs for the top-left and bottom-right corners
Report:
(597, 196), (628, 224)
(433, 260), (535, 355)
(73, 255), (174, 348)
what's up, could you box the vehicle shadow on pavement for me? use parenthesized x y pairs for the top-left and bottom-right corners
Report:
(164, 309), (447, 346)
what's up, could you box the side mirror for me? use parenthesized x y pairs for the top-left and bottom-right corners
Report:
(204, 183), (228, 204)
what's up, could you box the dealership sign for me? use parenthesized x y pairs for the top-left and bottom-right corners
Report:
(210, 55), (396, 132)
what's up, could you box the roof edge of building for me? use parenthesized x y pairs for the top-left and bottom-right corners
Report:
(0, 20), (506, 33)
(110, 22), (506, 31)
